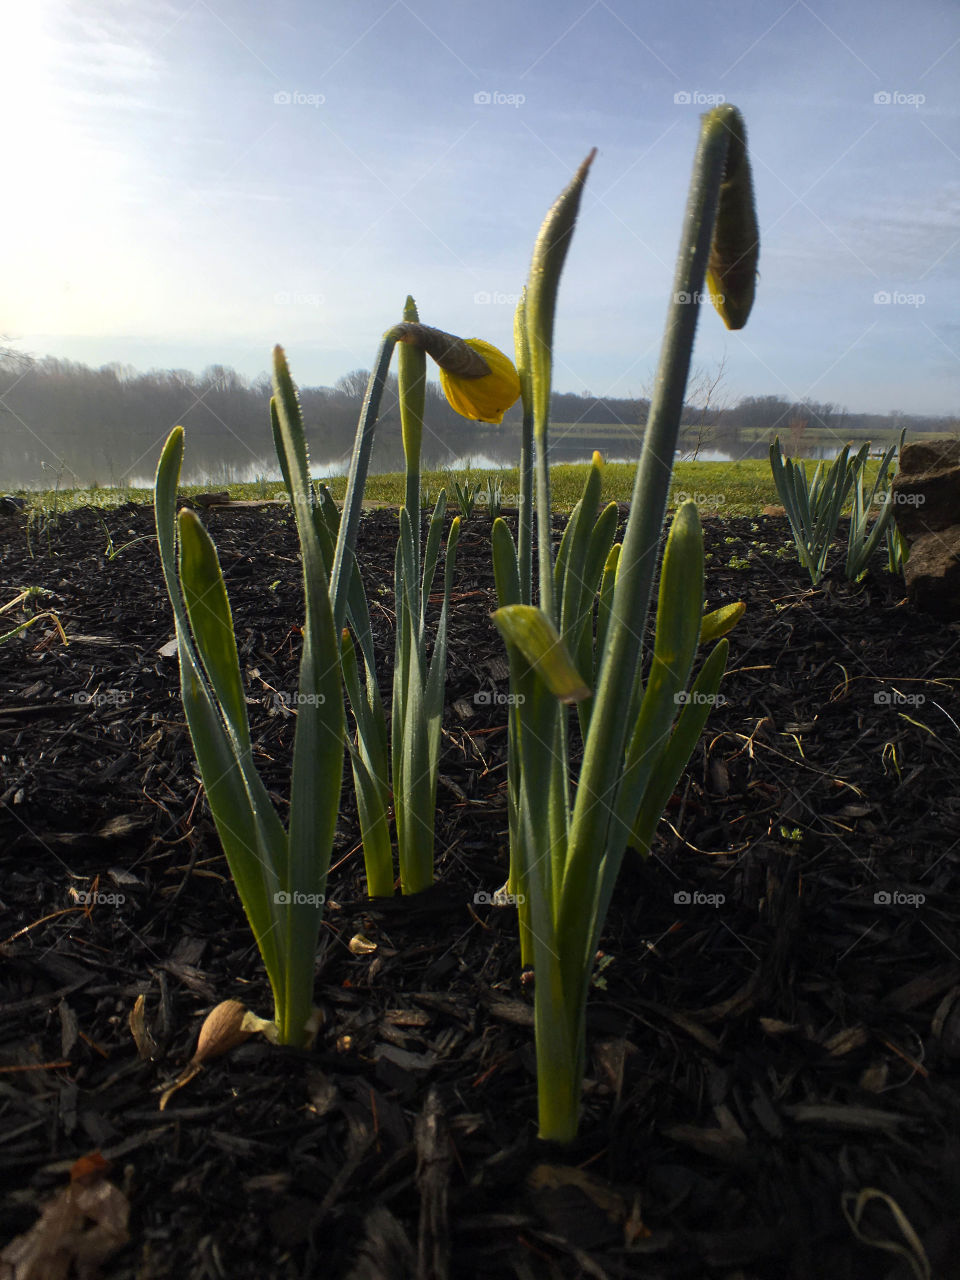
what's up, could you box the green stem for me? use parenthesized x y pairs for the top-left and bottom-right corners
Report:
(518, 407), (534, 606)
(331, 332), (399, 633)
(399, 297), (423, 580)
(563, 112), (731, 905)
(543, 114), (734, 1144)
(535, 437), (555, 623)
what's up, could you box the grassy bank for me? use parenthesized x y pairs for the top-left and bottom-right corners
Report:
(12, 457), (895, 520)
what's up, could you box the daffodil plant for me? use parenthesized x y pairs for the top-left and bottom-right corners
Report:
(154, 322), (474, 1037)
(845, 429), (905, 581)
(769, 437), (866, 585)
(770, 433), (905, 586)
(491, 106), (757, 1141)
(154, 347), (364, 1047)
(340, 301), (520, 896)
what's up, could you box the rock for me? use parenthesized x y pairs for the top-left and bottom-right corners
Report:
(891, 441), (960, 538)
(188, 491), (231, 509)
(0, 495), (28, 513)
(901, 528), (960, 619)
(891, 441), (960, 619)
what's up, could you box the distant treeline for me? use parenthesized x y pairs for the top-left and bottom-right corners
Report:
(0, 353), (954, 489)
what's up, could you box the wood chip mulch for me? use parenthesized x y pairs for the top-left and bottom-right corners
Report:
(1, 500), (959, 1279)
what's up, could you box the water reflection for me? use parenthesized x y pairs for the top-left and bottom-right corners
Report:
(123, 436), (882, 489)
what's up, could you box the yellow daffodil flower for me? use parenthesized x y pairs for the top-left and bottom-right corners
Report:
(438, 338), (521, 424)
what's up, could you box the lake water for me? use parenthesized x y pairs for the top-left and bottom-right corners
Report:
(120, 442), (882, 490)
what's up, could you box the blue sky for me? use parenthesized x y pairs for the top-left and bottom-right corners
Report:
(5, 0), (959, 414)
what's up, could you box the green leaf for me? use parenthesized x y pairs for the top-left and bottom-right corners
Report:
(628, 639), (730, 855)
(525, 150), (596, 435)
(699, 600), (745, 645)
(610, 501), (705, 845)
(492, 517), (521, 608)
(271, 349), (346, 1039)
(154, 427), (289, 1029)
(341, 628), (394, 898)
(399, 295), (425, 497)
(557, 454), (604, 646)
(425, 516), (460, 733)
(491, 605), (591, 704)
(177, 510), (252, 755)
(574, 502), (619, 713)
(419, 490), (447, 636)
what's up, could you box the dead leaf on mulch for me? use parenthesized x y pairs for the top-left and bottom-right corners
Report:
(0, 1152), (129, 1280)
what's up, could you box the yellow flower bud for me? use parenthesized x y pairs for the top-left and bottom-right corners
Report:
(438, 339), (521, 425)
(704, 106), (758, 331)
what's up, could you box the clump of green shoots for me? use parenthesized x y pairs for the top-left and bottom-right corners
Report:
(491, 106), (755, 1142)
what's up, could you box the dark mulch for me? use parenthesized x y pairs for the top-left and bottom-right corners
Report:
(2, 499), (959, 1279)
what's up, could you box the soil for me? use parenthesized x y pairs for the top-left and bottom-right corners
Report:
(2, 500), (959, 1280)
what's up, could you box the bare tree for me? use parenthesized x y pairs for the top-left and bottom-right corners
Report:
(678, 356), (729, 461)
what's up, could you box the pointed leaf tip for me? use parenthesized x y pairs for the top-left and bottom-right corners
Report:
(491, 604), (591, 704)
(699, 600), (745, 645)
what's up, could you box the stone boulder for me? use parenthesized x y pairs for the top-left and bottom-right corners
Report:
(891, 440), (960, 619)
